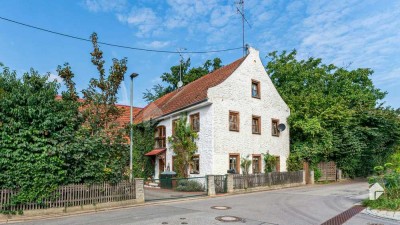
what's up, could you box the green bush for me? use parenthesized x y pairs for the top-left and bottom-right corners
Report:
(363, 196), (400, 211)
(314, 168), (322, 182)
(286, 152), (303, 171)
(175, 179), (204, 192)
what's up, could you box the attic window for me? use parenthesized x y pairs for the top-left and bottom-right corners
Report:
(272, 119), (279, 137)
(252, 80), (260, 98)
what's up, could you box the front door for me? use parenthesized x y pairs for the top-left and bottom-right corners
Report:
(159, 158), (165, 175)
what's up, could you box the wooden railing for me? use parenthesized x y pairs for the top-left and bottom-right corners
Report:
(0, 181), (136, 212)
(233, 171), (303, 189)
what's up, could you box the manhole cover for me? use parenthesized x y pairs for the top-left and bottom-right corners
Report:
(211, 206), (232, 210)
(215, 216), (242, 222)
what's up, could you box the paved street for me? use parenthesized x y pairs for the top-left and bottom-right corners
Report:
(9, 181), (399, 225)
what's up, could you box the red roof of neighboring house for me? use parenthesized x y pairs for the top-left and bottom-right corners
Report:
(55, 95), (142, 126)
(134, 56), (246, 124)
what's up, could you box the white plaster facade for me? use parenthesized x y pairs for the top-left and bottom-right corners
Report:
(152, 47), (290, 178)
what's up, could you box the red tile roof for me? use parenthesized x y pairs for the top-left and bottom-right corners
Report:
(55, 95), (142, 126)
(134, 56), (246, 124)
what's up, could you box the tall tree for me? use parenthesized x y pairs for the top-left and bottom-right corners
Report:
(143, 58), (222, 102)
(266, 50), (400, 177)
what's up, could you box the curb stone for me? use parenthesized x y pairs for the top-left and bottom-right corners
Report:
(362, 208), (400, 222)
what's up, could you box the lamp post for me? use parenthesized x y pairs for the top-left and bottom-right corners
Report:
(130, 72), (139, 182)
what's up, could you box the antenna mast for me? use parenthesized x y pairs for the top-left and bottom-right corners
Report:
(236, 0), (251, 56)
(177, 48), (186, 88)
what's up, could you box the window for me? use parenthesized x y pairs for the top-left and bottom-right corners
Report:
(274, 156), (280, 172)
(272, 119), (280, 137)
(252, 155), (261, 173)
(190, 113), (200, 132)
(252, 116), (261, 134)
(251, 80), (260, 98)
(229, 111), (240, 131)
(154, 126), (166, 148)
(229, 154), (240, 174)
(190, 155), (200, 174)
(172, 119), (179, 135)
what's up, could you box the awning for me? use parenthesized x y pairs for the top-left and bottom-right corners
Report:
(145, 148), (166, 156)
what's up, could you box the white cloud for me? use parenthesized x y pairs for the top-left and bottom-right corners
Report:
(47, 72), (62, 83)
(83, 0), (127, 12)
(144, 41), (171, 49)
(117, 7), (161, 37)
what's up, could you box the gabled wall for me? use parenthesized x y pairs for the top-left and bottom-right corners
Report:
(207, 47), (290, 174)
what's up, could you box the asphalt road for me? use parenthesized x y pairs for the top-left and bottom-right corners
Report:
(9, 181), (399, 225)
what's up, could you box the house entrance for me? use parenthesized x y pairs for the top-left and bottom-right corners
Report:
(158, 158), (165, 175)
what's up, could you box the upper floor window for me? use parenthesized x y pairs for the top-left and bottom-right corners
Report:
(229, 111), (240, 131)
(190, 113), (200, 132)
(172, 119), (179, 135)
(251, 80), (260, 98)
(272, 119), (279, 137)
(155, 126), (166, 148)
(252, 116), (261, 134)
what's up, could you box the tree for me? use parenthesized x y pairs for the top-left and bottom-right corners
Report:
(266, 50), (400, 177)
(167, 114), (198, 178)
(240, 155), (252, 175)
(143, 58), (222, 102)
(0, 67), (81, 203)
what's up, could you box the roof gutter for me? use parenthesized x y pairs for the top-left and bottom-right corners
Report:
(155, 99), (211, 121)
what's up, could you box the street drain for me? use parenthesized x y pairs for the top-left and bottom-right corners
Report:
(215, 216), (242, 222)
(211, 206), (231, 210)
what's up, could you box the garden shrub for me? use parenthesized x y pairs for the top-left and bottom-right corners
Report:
(175, 179), (204, 192)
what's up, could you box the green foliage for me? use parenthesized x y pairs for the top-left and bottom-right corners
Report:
(0, 33), (130, 211)
(143, 58), (222, 102)
(263, 152), (277, 173)
(286, 152), (303, 171)
(313, 168), (322, 182)
(167, 114), (198, 178)
(175, 179), (204, 192)
(130, 120), (158, 178)
(266, 50), (400, 177)
(240, 155), (252, 175)
(365, 163), (400, 210)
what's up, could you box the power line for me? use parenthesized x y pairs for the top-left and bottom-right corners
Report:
(0, 16), (243, 54)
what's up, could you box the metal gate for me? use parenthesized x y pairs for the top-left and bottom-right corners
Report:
(318, 161), (337, 181)
(144, 177), (207, 202)
(213, 175), (227, 193)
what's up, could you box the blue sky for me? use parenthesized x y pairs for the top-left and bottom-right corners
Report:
(0, 0), (399, 108)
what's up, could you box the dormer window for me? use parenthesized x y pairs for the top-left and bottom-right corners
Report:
(251, 80), (260, 98)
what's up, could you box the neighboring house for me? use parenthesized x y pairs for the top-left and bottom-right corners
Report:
(134, 47), (290, 178)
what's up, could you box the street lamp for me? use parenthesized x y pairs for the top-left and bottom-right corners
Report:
(130, 72), (139, 182)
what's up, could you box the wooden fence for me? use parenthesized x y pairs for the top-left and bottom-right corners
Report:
(318, 161), (337, 181)
(233, 171), (304, 189)
(0, 181), (136, 212)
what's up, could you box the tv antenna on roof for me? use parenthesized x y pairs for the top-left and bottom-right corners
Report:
(177, 48), (186, 88)
(235, 0), (251, 57)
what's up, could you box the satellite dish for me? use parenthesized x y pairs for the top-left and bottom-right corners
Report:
(278, 123), (286, 132)
(177, 80), (183, 88)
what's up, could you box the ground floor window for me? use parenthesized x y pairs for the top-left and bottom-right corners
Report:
(190, 155), (200, 174)
(229, 154), (240, 174)
(273, 156), (280, 172)
(252, 155), (261, 173)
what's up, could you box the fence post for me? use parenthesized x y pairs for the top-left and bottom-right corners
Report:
(134, 178), (145, 203)
(207, 175), (216, 196)
(226, 174), (233, 193)
(268, 172), (272, 186)
(337, 169), (342, 181)
(309, 171), (315, 184)
(302, 170), (306, 184)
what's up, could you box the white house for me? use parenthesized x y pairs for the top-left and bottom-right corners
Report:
(134, 47), (290, 178)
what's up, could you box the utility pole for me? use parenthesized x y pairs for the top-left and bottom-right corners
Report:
(130, 72), (139, 182)
(177, 48), (186, 88)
